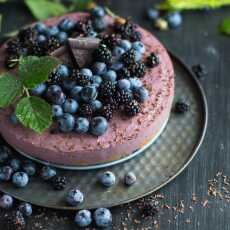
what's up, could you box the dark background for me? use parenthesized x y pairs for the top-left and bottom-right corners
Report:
(0, 0), (230, 229)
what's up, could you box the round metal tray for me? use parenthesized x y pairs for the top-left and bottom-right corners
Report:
(0, 54), (208, 210)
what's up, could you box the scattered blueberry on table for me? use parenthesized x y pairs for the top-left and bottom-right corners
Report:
(12, 172), (29, 188)
(66, 188), (84, 206)
(18, 202), (33, 217)
(0, 194), (13, 209)
(94, 207), (112, 227)
(99, 171), (116, 187)
(75, 209), (92, 227)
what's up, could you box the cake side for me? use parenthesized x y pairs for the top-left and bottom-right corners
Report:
(0, 13), (174, 166)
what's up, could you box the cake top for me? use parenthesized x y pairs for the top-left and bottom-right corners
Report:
(0, 6), (159, 136)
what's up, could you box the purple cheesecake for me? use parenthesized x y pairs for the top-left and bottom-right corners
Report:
(0, 12), (174, 167)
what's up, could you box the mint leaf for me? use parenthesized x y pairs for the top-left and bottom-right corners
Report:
(0, 73), (22, 108)
(25, 0), (68, 20)
(219, 17), (230, 35)
(16, 96), (52, 134)
(69, 0), (93, 11)
(19, 56), (60, 89)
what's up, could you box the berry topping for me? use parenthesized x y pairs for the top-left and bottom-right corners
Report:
(129, 62), (146, 78)
(101, 34), (119, 49)
(90, 116), (108, 136)
(79, 104), (93, 117)
(58, 113), (75, 132)
(75, 117), (90, 134)
(93, 44), (112, 64)
(122, 49), (136, 66)
(146, 52), (159, 68)
(124, 100), (140, 116)
(99, 104), (113, 121)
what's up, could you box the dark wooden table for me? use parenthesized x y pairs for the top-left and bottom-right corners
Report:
(0, 0), (230, 229)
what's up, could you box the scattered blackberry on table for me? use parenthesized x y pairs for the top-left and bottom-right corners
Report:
(117, 67), (131, 79)
(122, 49), (136, 66)
(79, 104), (93, 117)
(93, 44), (112, 64)
(6, 211), (26, 230)
(141, 200), (160, 218)
(99, 104), (113, 121)
(101, 34), (119, 49)
(146, 52), (159, 68)
(124, 100), (140, 116)
(192, 64), (208, 79)
(52, 175), (68, 190)
(129, 62), (146, 78)
(75, 73), (91, 87)
(99, 81), (116, 99)
(174, 101), (189, 114)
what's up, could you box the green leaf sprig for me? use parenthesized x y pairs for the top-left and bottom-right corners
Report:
(157, 0), (230, 11)
(219, 17), (230, 35)
(0, 56), (60, 134)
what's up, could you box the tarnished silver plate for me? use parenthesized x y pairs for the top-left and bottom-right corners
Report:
(0, 54), (208, 210)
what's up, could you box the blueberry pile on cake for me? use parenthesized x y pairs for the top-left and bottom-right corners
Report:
(0, 6), (174, 166)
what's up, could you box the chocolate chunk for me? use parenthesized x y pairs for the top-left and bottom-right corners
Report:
(51, 46), (74, 66)
(68, 37), (100, 68)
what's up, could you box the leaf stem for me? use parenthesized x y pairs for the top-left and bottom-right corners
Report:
(23, 87), (30, 97)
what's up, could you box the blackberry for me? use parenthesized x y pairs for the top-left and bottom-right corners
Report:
(117, 67), (131, 80)
(75, 73), (91, 86)
(129, 62), (146, 78)
(79, 104), (93, 117)
(99, 81), (116, 99)
(101, 34), (119, 49)
(99, 104), (113, 121)
(114, 20), (141, 42)
(5, 55), (19, 69)
(18, 27), (37, 47)
(103, 96), (120, 110)
(6, 211), (26, 230)
(93, 44), (112, 64)
(47, 36), (61, 53)
(174, 101), (189, 114)
(146, 52), (159, 68)
(124, 100), (140, 116)
(117, 90), (133, 105)
(31, 42), (47, 56)
(48, 71), (61, 84)
(6, 39), (21, 55)
(52, 176), (68, 190)
(122, 49), (136, 66)
(75, 19), (94, 35)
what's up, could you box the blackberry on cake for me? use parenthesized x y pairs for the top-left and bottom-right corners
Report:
(122, 49), (136, 66)
(99, 104), (113, 121)
(146, 52), (159, 68)
(124, 100), (140, 116)
(93, 44), (112, 64)
(101, 34), (119, 49)
(79, 104), (93, 117)
(75, 72), (91, 86)
(129, 62), (146, 78)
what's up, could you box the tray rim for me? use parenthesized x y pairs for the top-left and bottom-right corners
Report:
(0, 52), (208, 210)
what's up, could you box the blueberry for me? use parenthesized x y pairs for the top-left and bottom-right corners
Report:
(0, 147), (10, 163)
(119, 40), (132, 51)
(90, 100), (102, 111)
(18, 202), (32, 216)
(124, 172), (137, 186)
(80, 68), (93, 78)
(12, 172), (29, 188)
(91, 75), (102, 86)
(0, 194), (13, 209)
(87, 30), (98, 37)
(132, 41), (145, 54)
(46, 85), (66, 105)
(22, 161), (36, 176)
(0, 166), (14, 181)
(63, 99), (78, 114)
(134, 87), (149, 103)
(110, 62), (124, 71)
(70, 86), (83, 101)
(32, 83), (47, 96)
(75, 117), (89, 134)
(75, 210), (92, 227)
(37, 34), (47, 44)
(92, 62), (107, 75)
(118, 79), (131, 91)
(103, 70), (117, 82)
(62, 79), (76, 91)
(99, 171), (116, 187)
(34, 22), (47, 34)
(94, 208), (112, 227)
(129, 78), (143, 89)
(66, 188), (84, 206)
(10, 159), (21, 171)
(52, 105), (63, 118)
(47, 26), (60, 36)
(56, 31), (68, 44)
(146, 8), (159, 21)
(80, 86), (98, 102)
(58, 113), (75, 133)
(9, 113), (18, 125)
(58, 19), (75, 32)
(92, 6), (105, 18)
(41, 166), (57, 180)
(56, 65), (70, 79)
(113, 46), (125, 59)
(90, 117), (108, 136)
(134, 50), (143, 62)
(166, 12), (182, 28)
(92, 18), (107, 32)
